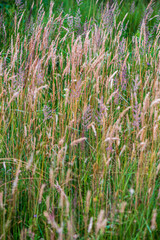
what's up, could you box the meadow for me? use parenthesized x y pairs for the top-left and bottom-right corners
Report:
(0, 0), (160, 239)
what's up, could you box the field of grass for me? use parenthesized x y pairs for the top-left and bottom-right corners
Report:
(0, 0), (160, 239)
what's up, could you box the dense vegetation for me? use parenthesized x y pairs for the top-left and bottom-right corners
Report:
(0, 0), (160, 239)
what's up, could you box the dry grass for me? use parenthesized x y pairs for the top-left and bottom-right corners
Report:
(0, 1), (159, 239)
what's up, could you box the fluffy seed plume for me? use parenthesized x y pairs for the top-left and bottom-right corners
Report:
(70, 137), (87, 146)
(39, 184), (46, 204)
(26, 152), (34, 170)
(151, 209), (157, 230)
(151, 99), (160, 107)
(96, 210), (107, 235)
(12, 162), (21, 195)
(88, 217), (93, 233)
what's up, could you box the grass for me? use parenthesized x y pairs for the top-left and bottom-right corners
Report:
(0, 0), (160, 239)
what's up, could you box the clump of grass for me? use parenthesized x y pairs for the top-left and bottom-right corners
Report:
(0, 0), (160, 239)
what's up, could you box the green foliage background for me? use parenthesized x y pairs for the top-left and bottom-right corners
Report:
(0, 0), (160, 50)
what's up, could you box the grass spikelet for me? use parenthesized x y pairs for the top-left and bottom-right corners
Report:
(86, 190), (91, 214)
(8, 91), (20, 107)
(49, 167), (54, 188)
(96, 210), (107, 235)
(57, 144), (67, 166)
(43, 211), (60, 232)
(150, 209), (157, 230)
(26, 152), (34, 170)
(0, 192), (4, 209)
(12, 161), (21, 195)
(39, 184), (46, 204)
(118, 201), (127, 214)
(70, 137), (87, 146)
(151, 98), (160, 107)
(88, 217), (93, 233)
